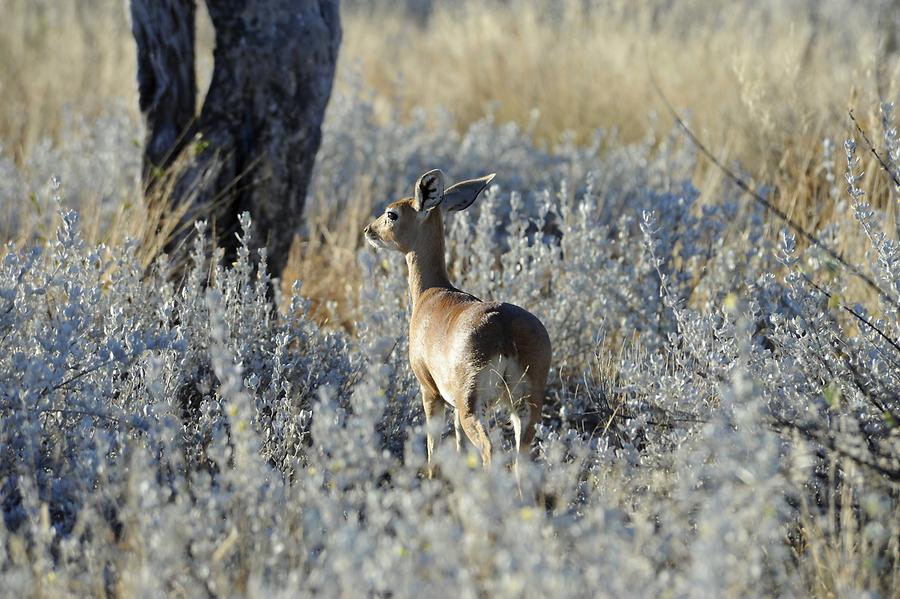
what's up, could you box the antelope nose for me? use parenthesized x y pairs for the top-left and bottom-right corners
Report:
(364, 225), (371, 236)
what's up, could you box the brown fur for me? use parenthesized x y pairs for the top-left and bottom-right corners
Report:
(364, 171), (552, 470)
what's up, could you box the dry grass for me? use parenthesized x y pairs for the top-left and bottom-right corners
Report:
(342, 0), (898, 211)
(2, 0), (900, 316)
(280, 174), (379, 329)
(0, 0), (138, 159)
(333, 0), (900, 319)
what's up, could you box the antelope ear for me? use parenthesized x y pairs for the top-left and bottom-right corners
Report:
(442, 173), (495, 212)
(414, 169), (445, 212)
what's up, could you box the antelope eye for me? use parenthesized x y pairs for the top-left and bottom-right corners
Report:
(386, 211), (399, 221)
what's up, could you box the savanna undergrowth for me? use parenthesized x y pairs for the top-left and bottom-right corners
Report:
(2, 90), (899, 595)
(1, 0), (900, 596)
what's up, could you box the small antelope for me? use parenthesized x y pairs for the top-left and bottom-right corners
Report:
(363, 169), (551, 471)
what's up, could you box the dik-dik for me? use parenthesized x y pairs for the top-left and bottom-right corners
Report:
(364, 170), (551, 471)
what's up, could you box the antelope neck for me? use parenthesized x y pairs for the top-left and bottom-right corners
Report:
(405, 239), (454, 306)
(405, 211), (456, 306)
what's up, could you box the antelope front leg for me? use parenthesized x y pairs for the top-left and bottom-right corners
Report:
(421, 386), (444, 478)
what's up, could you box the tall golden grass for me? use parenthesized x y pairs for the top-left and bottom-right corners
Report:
(343, 0), (897, 215)
(2, 0), (898, 318)
(330, 0), (899, 322)
(0, 1), (136, 158)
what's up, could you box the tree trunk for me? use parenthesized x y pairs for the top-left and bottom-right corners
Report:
(130, 0), (197, 181)
(131, 0), (341, 277)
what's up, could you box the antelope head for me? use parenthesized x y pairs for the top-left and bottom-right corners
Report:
(363, 169), (494, 255)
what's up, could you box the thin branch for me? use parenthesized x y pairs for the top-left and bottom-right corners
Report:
(39, 357), (123, 398)
(849, 109), (900, 189)
(800, 273), (900, 359)
(770, 418), (900, 483)
(649, 72), (899, 311)
(1, 405), (145, 431)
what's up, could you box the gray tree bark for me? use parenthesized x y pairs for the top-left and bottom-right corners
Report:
(131, 0), (341, 276)
(131, 0), (197, 180)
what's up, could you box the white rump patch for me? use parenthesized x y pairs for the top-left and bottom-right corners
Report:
(475, 355), (531, 410)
